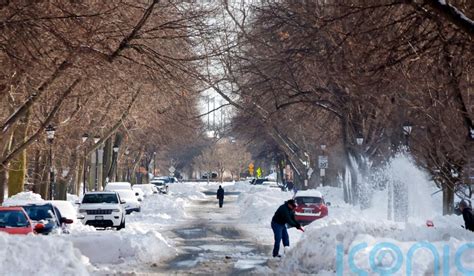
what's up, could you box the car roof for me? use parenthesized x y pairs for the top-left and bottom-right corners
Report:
(84, 191), (117, 195)
(295, 190), (323, 198)
(0, 206), (26, 211)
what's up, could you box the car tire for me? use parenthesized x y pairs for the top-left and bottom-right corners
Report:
(117, 219), (125, 230)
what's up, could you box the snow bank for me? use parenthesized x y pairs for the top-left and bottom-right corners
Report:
(68, 229), (175, 265)
(168, 182), (207, 200)
(0, 232), (90, 275)
(2, 191), (44, 206)
(275, 154), (473, 275)
(279, 216), (474, 275)
(126, 193), (189, 226)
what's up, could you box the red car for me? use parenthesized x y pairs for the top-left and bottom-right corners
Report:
(0, 207), (44, 235)
(294, 190), (330, 225)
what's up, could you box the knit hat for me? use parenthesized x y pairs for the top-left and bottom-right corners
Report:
(287, 199), (297, 207)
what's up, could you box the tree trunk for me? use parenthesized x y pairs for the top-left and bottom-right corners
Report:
(32, 149), (41, 194)
(39, 160), (49, 199)
(0, 167), (6, 204)
(442, 185), (454, 215)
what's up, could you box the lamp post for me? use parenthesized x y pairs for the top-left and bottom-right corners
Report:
(81, 133), (89, 195)
(125, 149), (130, 182)
(93, 135), (100, 191)
(356, 135), (364, 146)
(153, 151), (157, 178)
(45, 125), (56, 200)
(319, 144), (327, 187)
(113, 145), (119, 182)
(403, 121), (413, 148)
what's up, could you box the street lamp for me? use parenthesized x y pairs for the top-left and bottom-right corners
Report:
(125, 149), (130, 182)
(403, 121), (413, 147)
(45, 125), (56, 200)
(93, 135), (100, 191)
(81, 133), (89, 195)
(113, 145), (119, 182)
(153, 151), (157, 178)
(403, 121), (413, 136)
(356, 135), (364, 146)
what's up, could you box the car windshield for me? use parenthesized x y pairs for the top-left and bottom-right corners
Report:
(151, 180), (165, 186)
(0, 210), (29, 228)
(82, 194), (118, 204)
(155, 176), (173, 183)
(295, 196), (323, 205)
(21, 205), (54, 221)
(116, 190), (136, 200)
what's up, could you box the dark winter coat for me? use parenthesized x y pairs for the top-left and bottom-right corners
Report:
(217, 187), (224, 200)
(462, 207), (474, 232)
(272, 202), (301, 228)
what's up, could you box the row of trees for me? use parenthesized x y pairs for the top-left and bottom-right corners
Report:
(0, 1), (217, 201)
(192, 137), (252, 182)
(208, 0), (473, 214)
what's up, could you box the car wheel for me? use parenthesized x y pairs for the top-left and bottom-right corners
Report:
(117, 219), (125, 230)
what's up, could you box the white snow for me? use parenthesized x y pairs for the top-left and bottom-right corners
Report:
(0, 232), (90, 275)
(0, 154), (472, 274)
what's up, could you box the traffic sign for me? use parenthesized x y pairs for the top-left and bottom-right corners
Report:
(318, 156), (328, 169)
(169, 166), (175, 173)
(249, 163), (254, 176)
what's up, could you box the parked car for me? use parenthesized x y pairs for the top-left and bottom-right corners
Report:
(133, 184), (158, 197)
(115, 189), (141, 214)
(78, 192), (126, 230)
(201, 172), (217, 179)
(105, 182), (132, 191)
(132, 187), (145, 202)
(18, 203), (73, 235)
(153, 176), (177, 183)
(150, 179), (169, 194)
(49, 200), (79, 224)
(293, 190), (330, 225)
(0, 206), (44, 235)
(250, 178), (268, 185)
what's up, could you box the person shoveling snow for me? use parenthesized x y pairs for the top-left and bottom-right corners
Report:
(270, 199), (304, 258)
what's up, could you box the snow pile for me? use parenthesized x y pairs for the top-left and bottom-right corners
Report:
(2, 191), (44, 206)
(168, 182), (207, 200)
(280, 216), (474, 275)
(0, 233), (90, 275)
(126, 194), (189, 226)
(237, 186), (293, 225)
(274, 154), (473, 275)
(68, 229), (176, 265)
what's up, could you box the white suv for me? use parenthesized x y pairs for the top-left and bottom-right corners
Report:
(78, 192), (126, 230)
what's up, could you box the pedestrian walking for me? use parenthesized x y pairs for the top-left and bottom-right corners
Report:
(270, 199), (303, 258)
(217, 185), (225, 208)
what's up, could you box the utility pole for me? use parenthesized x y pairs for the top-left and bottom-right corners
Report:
(207, 96), (210, 130)
(212, 97), (216, 130)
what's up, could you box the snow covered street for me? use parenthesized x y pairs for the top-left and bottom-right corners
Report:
(2, 159), (474, 275)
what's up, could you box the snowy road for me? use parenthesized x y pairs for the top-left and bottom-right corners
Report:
(153, 191), (274, 275)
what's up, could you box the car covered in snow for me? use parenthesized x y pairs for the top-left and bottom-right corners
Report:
(0, 206), (45, 235)
(105, 182), (132, 191)
(150, 179), (169, 194)
(16, 203), (73, 235)
(132, 187), (145, 202)
(78, 192), (126, 230)
(133, 184), (158, 197)
(293, 190), (329, 225)
(115, 189), (141, 214)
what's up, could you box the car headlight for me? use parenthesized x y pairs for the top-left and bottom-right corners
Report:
(78, 209), (86, 213)
(112, 209), (121, 212)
